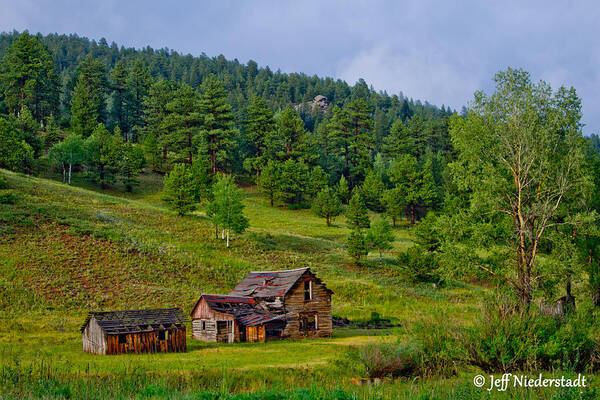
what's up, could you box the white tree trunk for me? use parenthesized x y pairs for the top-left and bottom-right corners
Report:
(221, 229), (225, 240)
(62, 164), (66, 183)
(68, 163), (72, 185)
(226, 230), (230, 248)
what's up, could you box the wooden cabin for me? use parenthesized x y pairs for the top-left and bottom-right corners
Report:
(81, 308), (186, 355)
(191, 267), (332, 342)
(190, 294), (286, 343)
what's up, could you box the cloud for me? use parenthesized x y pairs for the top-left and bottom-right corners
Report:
(336, 42), (483, 110)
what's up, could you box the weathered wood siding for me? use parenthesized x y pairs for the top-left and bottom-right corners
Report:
(83, 323), (186, 355)
(82, 317), (106, 354)
(280, 270), (332, 339)
(103, 328), (186, 355)
(246, 325), (265, 342)
(191, 298), (238, 342)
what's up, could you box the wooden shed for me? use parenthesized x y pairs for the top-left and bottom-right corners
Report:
(190, 294), (286, 343)
(81, 308), (187, 355)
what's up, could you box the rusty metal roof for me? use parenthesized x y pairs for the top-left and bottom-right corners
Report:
(229, 267), (332, 298)
(228, 267), (310, 298)
(81, 308), (186, 335)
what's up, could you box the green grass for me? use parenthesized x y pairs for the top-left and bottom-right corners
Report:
(0, 169), (595, 399)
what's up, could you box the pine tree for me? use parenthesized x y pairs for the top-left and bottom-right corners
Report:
(242, 96), (275, 177)
(275, 108), (306, 161)
(0, 32), (59, 121)
(382, 188), (405, 227)
(163, 83), (202, 164)
(347, 228), (368, 262)
(258, 160), (280, 206)
(0, 117), (34, 172)
(71, 56), (107, 137)
(16, 105), (42, 157)
(312, 187), (343, 226)
(143, 79), (174, 165)
(389, 154), (421, 225)
(142, 132), (161, 171)
(126, 58), (153, 138)
(199, 75), (236, 173)
(346, 191), (370, 229)
(119, 142), (145, 192)
(337, 175), (350, 204)
(110, 59), (129, 136)
(360, 170), (385, 212)
(83, 123), (121, 188)
(366, 216), (395, 264)
(161, 163), (197, 216)
(206, 174), (249, 247)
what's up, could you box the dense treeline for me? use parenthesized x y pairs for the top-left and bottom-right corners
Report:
(0, 31), (453, 216)
(2, 31), (600, 314)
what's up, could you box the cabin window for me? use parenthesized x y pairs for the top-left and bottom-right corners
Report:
(118, 334), (127, 344)
(299, 313), (317, 331)
(200, 320), (206, 330)
(304, 280), (312, 301)
(158, 330), (166, 341)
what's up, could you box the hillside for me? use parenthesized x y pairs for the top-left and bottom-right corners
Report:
(0, 169), (482, 398)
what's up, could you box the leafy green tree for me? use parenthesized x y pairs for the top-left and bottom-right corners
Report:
(0, 32), (59, 121)
(258, 159), (280, 206)
(206, 174), (249, 247)
(312, 188), (343, 226)
(190, 143), (212, 202)
(162, 163), (197, 216)
(119, 142), (145, 192)
(448, 68), (590, 309)
(347, 228), (368, 262)
(366, 216), (395, 264)
(71, 56), (107, 137)
(337, 174), (350, 204)
(0, 117), (34, 172)
(163, 83), (202, 164)
(346, 191), (370, 229)
(199, 75), (236, 173)
(360, 170), (385, 211)
(242, 96), (275, 177)
(83, 123), (121, 188)
(49, 134), (84, 184)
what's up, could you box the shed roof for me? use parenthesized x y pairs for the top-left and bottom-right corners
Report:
(192, 294), (285, 327)
(81, 308), (185, 334)
(229, 267), (331, 298)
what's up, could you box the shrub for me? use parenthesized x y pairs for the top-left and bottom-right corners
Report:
(353, 342), (419, 378)
(463, 296), (600, 373)
(0, 175), (8, 189)
(412, 317), (465, 377)
(0, 190), (17, 204)
(398, 246), (442, 284)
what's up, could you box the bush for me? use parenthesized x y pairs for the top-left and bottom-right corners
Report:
(353, 342), (419, 378)
(412, 317), (465, 377)
(462, 296), (600, 373)
(0, 190), (17, 204)
(0, 175), (7, 189)
(398, 246), (442, 284)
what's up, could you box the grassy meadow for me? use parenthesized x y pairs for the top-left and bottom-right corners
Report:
(0, 169), (594, 399)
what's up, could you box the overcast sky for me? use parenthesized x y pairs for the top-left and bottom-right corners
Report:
(2, 0), (598, 134)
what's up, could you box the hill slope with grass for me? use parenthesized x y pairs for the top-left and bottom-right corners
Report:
(0, 169), (491, 399)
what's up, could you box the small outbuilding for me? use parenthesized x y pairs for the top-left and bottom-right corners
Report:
(190, 294), (286, 343)
(81, 308), (187, 355)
